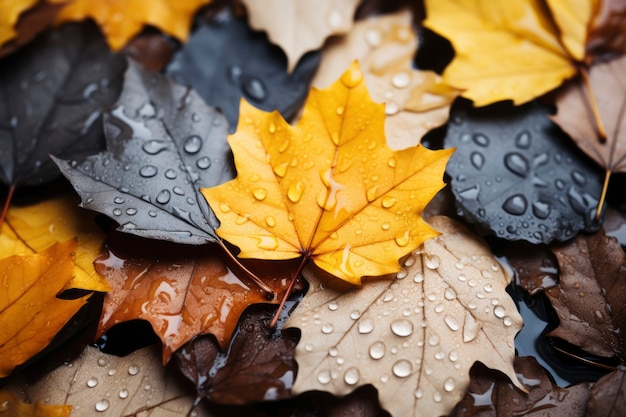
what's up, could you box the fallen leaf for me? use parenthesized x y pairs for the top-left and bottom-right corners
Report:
(1, 193), (109, 292)
(202, 62), (453, 284)
(176, 304), (298, 404)
(586, 0), (626, 60)
(587, 366), (626, 417)
(94, 233), (293, 362)
(547, 228), (626, 359)
(49, 0), (211, 50)
(445, 101), (603, 244)
(0, 22), (126, 187)
(240, 0), (360, 72)
(166, 14), (321, 132)
(122, 30), (176, 71)
(0, 389), (71, 417)
(0, 0), (39, 47)
(422, 0), (596, 105)
(0, 240), (90, 377)
(6, 345), (211, 417)
(55, 60), (234, 245)
(449, 356), (592, 417)
(504, 242), (559, 294)
(312, 10), (458, 149)
(286, 216), (523, 417)
(551, 55), (626, 217)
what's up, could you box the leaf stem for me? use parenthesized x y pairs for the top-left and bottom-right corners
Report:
(580, 66), (607, 143)
(596, 170), (611, 221)
(0, 184), (16, 229)
(215, 238), (274, 295)
(269, 255), (308, 329)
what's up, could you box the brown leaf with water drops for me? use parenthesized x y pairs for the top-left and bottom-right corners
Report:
(547, 228), (626, 359)
(312, 10), (458, 149)
(94, 233), (292, 363)
(286, 216), (523, 417)
(449, 356), (592, 417)
(504, 243), (559, 295)
(5, 345), (211, 416)
(587, 366), (626, 417)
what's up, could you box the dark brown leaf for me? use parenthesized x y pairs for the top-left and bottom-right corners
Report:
(504, 242), (559, 294)
(587, 366), (626, 417)
(586, 0), (626, 62)
(0, 1), (62, 59)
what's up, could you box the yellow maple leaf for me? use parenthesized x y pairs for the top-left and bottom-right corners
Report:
(423, 0), (598, 105)
(0, 390), (71, 417)
(0, 0), (39, 47)
(0, 194), (109, 292)
(202, 62), (453, 285)
(48, 0), (211, 50)
(0, 240), (90, 377)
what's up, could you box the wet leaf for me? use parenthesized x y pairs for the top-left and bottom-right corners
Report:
(175, 304), (298, 404)
(445, 101), (603, 244)
(122, 30), (177, 71)
(94, 233), (293, 362)
(6, 345), (211, 416)
(0, 1), (62, 59)
(586, 0), (626, 60)
(48, 0), (211, 50)
(0, 0), (38, 47)
(0, 240), (90, 377)
(0, 22), (126, 187)
(0, 389), (71, 417)
(1, 193), (109, 292)
(449, 356), (592, 417)
(202, 62), (453, 284)
(504, 242), (559, 294)
(286, 216), (523, 417)
(55, 60), (234, 245)
(240, 0), (360, 72)
(166, 14), (321, 133)
(422, 0), (596, 106)
(312, 10), (458, 149)
(547, 228), (626, 359)
(587, 366), (626, 417)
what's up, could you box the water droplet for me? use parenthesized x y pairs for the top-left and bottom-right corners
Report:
(173, 186), (185, 196)
(369, 341), (386, 359)
(191, 113), (201, 122)
(385, 102), (399, 115)
(444, 316), (460, 331)
(227, 65), (242, 83)
(321, 323), (334, 334)
(107, 369), (117, 376)
(156, 189), (171, 204)
(196, 157), (211, 169)
(164, 169), (177, 179)
(494, 305), (506, 318)
(382, 196), (396, 208)
(139, 165), (157, 177)
(128, 365), (139, 375)
(183, 135), (202, 154)
(366, 186), (378, 202)
(449, 351), (459, 362)
(472, 133), (489, 147)
(350, 310), (360, 319)
(142, 140), (168, 154)
(502, 194), (528, 215)
(126, 208), (137, 216)
(415, 388), (424, 399)
(243, 77), (267, 102)
(262, 216), (276, 228)
(341, 65), (364, 88)
(425, 254), (441, 269)
(97, 357), (107, 366)
(119, 389), (129, 399)
(504, 152), (529, 177)
(344, 367), (360, 385)
(572, 170), (587, 186)
(390, 319), (413, 337)
(428, 335), (440, 346)
(113, 196), (125, 204)
(555, 179), (565, 190)
(463, 312), (480, 342)
(317, 370), (331, 384)
(87, 377), (98, 387)
(336, 106), (345, 116)
(392, 359), (412, 378)
(445, 288), (457, 300)
(328, 301), (338, 311)
(470, 152), (484, 169)
(112, 208), (122, 216)
(503, 316), (513, 326)
(253, 188), (267, 201)
(395, 230), (410, 247)
(365, 29), (382, 46)
(458, 185), (480, 200)
(391, 72), (410, 88)
(288, 181), (304, 203)
(95, 400), (110, 412)
(358, 319), (374, 334)
(516, 130), (531, 148)
(381, 222), (390, 230)
(433, 392), (443, 403)
(484, 283), (493, 293)
(532, 201), (551, 219)
(328, 347), (338, 357)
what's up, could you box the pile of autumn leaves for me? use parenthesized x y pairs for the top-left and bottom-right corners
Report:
(1, 0), (626, 416)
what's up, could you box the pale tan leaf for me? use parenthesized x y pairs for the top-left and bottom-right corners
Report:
(287, 216), (523, 417)
(241, 0), (360, 72)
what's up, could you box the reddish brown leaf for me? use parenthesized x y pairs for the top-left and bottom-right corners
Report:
(504, 242), (559, 294)
(449, 356), (592, 417)
(586, 0), (626, 61)
(587, 366), (626, 417)
(0, 1), (62, 59)
(547, 228), (626, 359)
(122, 30), (176, 71)
(175, 305), (298, 404)
(94, 234), (294, 363)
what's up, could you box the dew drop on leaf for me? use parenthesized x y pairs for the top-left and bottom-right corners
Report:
(369, 341), (386, 359)
(390, 319), (413, 337)
(392, 359), (412, 378)
(358, 319), (374, 334)
(95, 400), (109, 412)
(343, 367), (360, 385)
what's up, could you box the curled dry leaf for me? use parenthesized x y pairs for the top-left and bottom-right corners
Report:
(587, 366), (626, 417)
(449, 356), (592, 417)
(95, 234), (293, 362)
(1, 194), (109, 292)
(176, 304), (298, 404)
(422, 0), (595, 105)
(286, 216), (523, 417)
(202, 62), (453, 284)
(0, 389), (71, 417)
(547, 228), (626, 359)
(6, 345), (211, 417)
(312, 10), (458, 149)
(48, 0), (211, 50)
(0, 240), (90, 377)
(55, 61), (234, 245)
(240, 0), (360, 72)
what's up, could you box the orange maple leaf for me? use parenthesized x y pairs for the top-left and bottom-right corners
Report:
(202, 62), (453, 285)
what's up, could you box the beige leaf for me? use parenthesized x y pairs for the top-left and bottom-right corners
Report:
(6, 346), (210, 417)
(241, 0), (360, 72)
(313, 10), (458, 149)
(286, 216), (523, 417)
